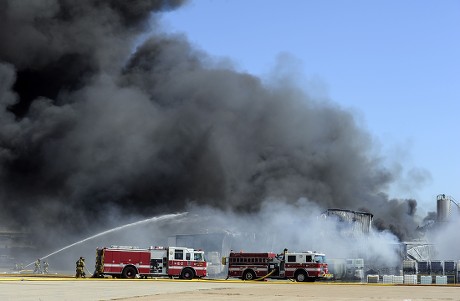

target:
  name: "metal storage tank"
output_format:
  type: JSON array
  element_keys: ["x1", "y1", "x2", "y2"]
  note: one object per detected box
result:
[
  {"x1": 324, "y1": 209, "x2": 373, "y2": 234},
  {"x1": 402, "y1": 260, "x2": 417, "y2": 275},
  {"x1": 437, "y1": 194, "x2": 452, "y2": 222}
]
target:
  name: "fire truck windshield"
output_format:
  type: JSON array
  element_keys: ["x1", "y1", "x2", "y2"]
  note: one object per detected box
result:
[{"x1": 314, "y1": 255, "x2": 326, "y2": 263}]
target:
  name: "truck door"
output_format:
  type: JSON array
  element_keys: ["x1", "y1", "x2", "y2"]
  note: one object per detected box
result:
[
  {"x1": 103, "y1": 250, "x2": 113, "y2": 273},
  {"x1": 111, "y1": 251, "x2": 121, "y2": 273}
]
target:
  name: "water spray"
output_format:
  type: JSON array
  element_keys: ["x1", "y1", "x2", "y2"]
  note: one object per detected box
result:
[{"x1": 24, "y1": 212, "x2": 188, "y2": 268}]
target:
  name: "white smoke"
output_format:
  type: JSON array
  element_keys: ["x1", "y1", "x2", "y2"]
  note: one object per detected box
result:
[
  {"x1": 427, "y1": 210, "x2": 460, "y2": 260},
  {"x1": 32, "y1": 200, "x2": 403, "y2": 273}
]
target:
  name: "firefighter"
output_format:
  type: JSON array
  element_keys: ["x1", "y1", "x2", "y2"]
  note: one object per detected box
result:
[
  {"x1": 280, "y1": 248, "x2": 288, "y2": 274},
  {"x1": 277, "y1": 248, "x2": 288, "y2": 259},
  {"x1": 43, "y1": 261, "x2": 49, "y2": 274},
  {"x1": 75, "y1": 257, "x2": 86, "y2": 278},
  {"x1": 33, "y1": 259, "x2": 41, "y2": 274}
]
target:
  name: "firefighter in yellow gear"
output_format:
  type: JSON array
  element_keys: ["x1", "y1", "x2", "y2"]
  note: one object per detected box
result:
[
  {"x1": 75, "y1": 257, "x2": 86, "y2": 278},
  {"x1": 33, "y1": 259, "x2": 41, "y2": 274},
  {"x1": 43, "y1": 261, "x2": 49, "y2": 274}
]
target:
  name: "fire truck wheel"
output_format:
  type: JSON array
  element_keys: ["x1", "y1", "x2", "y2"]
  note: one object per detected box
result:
[
  {"x1": 122, "y1": 266, "x2": 137, "y2": 279},
  {"x1": 180, "y1": 268, "x2": 194, "y2": 280},
  {"x1": 242, "y1": 270, "x2": 256, "y2": 281},
  {"x1": 295, "y1": 271, "x2": 308, "y2": 282}
]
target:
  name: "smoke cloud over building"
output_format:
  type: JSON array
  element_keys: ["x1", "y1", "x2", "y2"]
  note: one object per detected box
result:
[{"x1": 0, "y1": 0, "x2": 425, "y2": 251}]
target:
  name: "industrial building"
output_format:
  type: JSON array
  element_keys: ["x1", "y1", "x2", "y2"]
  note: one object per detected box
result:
[
  {"x1": 0, "y1": 228, "x2": 34, "y2": 269},
  {"x1": 325, "y1": 194, "x2": 460, "y2": 283}
]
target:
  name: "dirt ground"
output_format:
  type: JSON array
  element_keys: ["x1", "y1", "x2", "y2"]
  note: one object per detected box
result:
[{"x1": 1, "y1": 276, "x2": 460, "y2": 301}]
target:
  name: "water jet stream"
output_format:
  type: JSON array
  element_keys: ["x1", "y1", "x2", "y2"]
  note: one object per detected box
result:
[{"x1": 25, "y1": 212, "x2": 188, "y2": 268}]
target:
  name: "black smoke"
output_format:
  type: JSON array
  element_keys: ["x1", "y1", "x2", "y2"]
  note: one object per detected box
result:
[{"x1": 0, "y1": 0, "x2": 422, "y2": 247}]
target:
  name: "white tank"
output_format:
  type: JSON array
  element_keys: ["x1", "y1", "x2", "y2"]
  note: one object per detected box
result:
[{"x1": 437, "y1": 194, "x2": 451, "y2": 222}]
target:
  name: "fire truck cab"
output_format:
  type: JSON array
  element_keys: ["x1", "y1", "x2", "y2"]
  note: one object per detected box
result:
[
  {"x1": 226, "y1": 250, "x2": 328, "y2": 282},
  {"x1": 93, "y1": 245, "x2": 207, "y2": 279}
]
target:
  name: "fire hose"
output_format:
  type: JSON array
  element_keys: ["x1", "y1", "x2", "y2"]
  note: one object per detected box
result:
[
  {"x1": 82, "y1": 266, "x2": 93, "y2": 278},
  {"x1": 224, "y1": 268, "x2": 276, "y2": 281},
  {"x1": 253, "y1": 268, "x2": 276, "y2": 281},
  {"x1": 223, "y1": 263, "x2": 279, "y2": 281}
]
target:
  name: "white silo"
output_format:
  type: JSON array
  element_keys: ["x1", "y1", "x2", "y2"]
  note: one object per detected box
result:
[{"x1": 437, "y1": 194, "x2": 452, "y2": 222}]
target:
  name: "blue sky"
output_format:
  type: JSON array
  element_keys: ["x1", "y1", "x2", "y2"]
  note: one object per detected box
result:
[{"x1": 157, "y1": 0, "x2": 459, "y2": 212}]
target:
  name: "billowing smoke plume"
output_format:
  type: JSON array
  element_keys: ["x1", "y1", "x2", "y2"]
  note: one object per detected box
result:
[{"x1": 0, "y1": 0, "x2": 424, "y2": 252}]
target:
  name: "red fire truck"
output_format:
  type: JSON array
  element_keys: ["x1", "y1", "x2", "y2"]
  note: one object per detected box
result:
[
  {"x1": 93, "y1": 246, "x2": 207, "y2": 279},
  {"x1": 225, "y1": 250, "x2": 328, "y2": 282}
]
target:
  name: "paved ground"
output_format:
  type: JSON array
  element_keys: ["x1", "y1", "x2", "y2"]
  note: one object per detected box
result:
[{"x1": 1, "y1": 276, "x2": 459, "y2": 301}]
